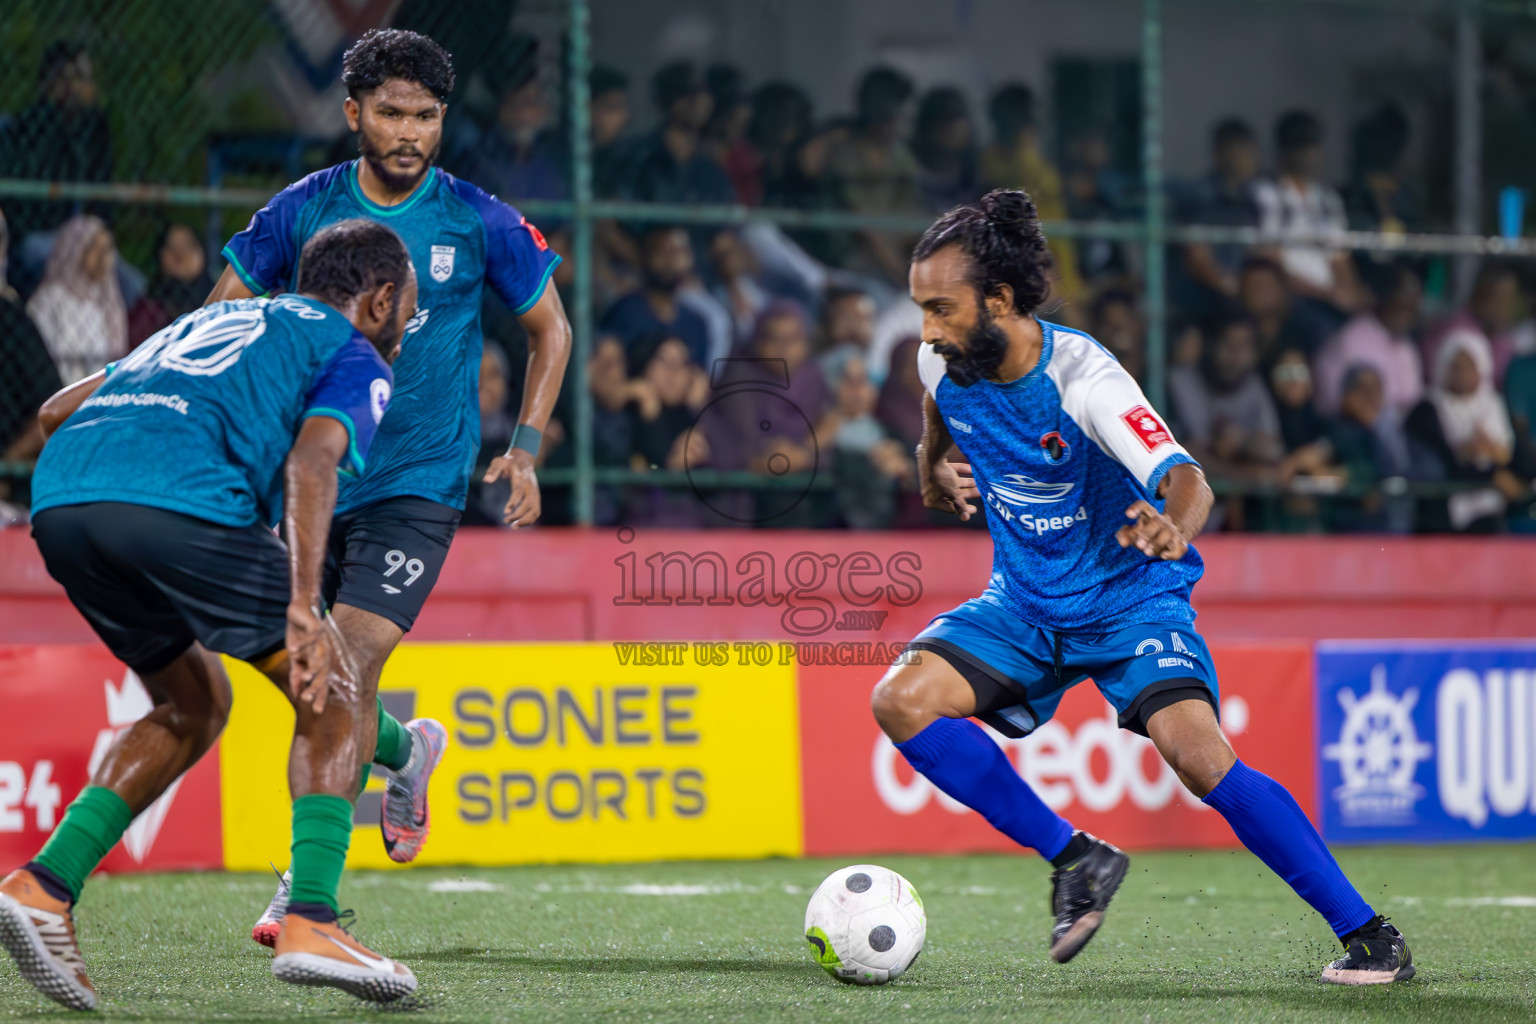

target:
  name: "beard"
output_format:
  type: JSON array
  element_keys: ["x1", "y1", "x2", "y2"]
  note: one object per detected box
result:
[
  {"x1": 358, "y1": 130, "x2": 439, "y2": 194},
  {"x1": 934, "y1": 306, "x2": 1010, "y2": 387}
]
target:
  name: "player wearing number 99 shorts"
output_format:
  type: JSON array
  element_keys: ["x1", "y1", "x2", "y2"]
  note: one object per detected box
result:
[{"x1": 204, "y1": 29, "x2": 572, "y2": 941}]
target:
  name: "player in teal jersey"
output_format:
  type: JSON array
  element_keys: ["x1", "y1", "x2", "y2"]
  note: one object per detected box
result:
[
  {"x1": 0, "y1": 220, "x2": 422, "y2": 1007},
  {"x1": 203, "y1": 30, "x2": 573, "y2": 940}
]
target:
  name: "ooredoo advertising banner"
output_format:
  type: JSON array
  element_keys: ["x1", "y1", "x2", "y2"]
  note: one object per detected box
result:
[
  {"x1": 1315, "y1": 642, "x2": 1536, "y2": 844},
  {"x1": 0, "y1": 645, "x2": 222, "y2": 872},
  {"x1": 798, "y1": 643, "x2": 1317, "y2": 855},
  {"x1": 218, "y1": 644, "x2": 805, "y2": 870}
]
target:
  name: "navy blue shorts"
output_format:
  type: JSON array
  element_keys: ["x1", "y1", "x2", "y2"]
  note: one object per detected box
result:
[
  {"x1": 32, "y1": 503, "x2": 289, "y2": 674},
  {"x1": 908, "y1": 596, "x2": 1219, "y2": 738},
  {"x1": 321, "y1": 496, "x2": 461, "y2": 633}
]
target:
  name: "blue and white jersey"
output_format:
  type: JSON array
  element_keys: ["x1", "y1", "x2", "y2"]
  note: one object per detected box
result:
[
  {"x1": 31, "y1": 297, "x2": 392, "y2": 528},
  {"x1": 222, "y1": 161, "x2": 561, "y2": 513},
  {"x1": 919, "y1": 320, "x2": 1203, "y2": 632}
]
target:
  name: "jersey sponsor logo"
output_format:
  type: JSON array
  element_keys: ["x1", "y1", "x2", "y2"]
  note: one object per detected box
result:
[
  {"x1": 404, "y1": 307, "x2": 430, "y2": 335},
  {"x1": 988, "y1": 473, "x2": 1074, "y2": 506},
  {"x1": 1040, "y1": 431, "x2": 1071, "y2": 464},
  {"x1": 1121, "y1": 405, "x2": 1172, "y2": 452},
  {"x1": 523, "y1": 218, "x2": 550, "y2": 251},
  {"x1": 985, "y1": 497, "x2": 1090, "y2": 536},
  {"x1": 370, "y1": 378, "x2": 392, "y2": 424},
  {"x1": 430, "y1": 244, "x2": 456, "y2": 283},
  {"x1": 947, "y1": 416, "x2": 972, "y2": 434}
]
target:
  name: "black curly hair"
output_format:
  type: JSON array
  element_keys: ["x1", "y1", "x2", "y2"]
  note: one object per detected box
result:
[
  {"x1": 341, "y1": 28, "x2": 456, "y2": 102},
  {"x1": 296, "y1": 218, "x2": 412, "y2": 310},
  {"x1": 912, "y1": 189, "x2": 1054, "y2": 318}
]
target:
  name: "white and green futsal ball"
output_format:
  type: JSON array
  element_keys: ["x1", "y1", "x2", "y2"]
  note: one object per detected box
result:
[{"x1": 804, "y1": 864, "x2": 926, "y2": 984}]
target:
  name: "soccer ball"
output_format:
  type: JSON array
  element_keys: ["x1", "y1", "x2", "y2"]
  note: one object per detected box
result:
[{"x1": 803, "y1": 864, "x2": 926, "y2": 985}]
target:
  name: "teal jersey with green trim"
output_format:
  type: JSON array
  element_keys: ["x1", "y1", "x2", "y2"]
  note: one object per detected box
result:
[
  {"x1": 31, "y1": 296, "x2": 392, "y2": 528},
  {"x1": 222, "y1": 160, "x2": 560, "y2": 512}
]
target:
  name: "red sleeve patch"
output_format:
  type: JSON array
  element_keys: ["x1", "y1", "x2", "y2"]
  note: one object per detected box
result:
[
  {"x1": 1120, "y1": 405, "x2": 1172, "y2": 452},
  {"x1": 522, "y1": 218, "x2": 550, "y2": 251}
]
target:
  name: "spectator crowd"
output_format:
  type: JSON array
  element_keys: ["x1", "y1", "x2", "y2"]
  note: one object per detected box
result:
[{"x1": 5, "y1": 42, "x2": 1536, "y2": 533}]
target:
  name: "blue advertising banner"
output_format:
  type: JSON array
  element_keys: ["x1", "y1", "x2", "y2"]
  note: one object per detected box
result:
[{"x1": 1315, "y1": 642, "x2": 1536, "y2": 844}]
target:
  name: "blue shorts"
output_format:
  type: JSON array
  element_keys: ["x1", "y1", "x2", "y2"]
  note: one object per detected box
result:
[{"x1": 907, "y1": 597, "x2": 1220, "y2": 738}]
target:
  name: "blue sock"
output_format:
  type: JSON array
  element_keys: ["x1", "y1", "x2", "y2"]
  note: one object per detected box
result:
[
  {"x1": 895, "y1": 717, "x2": 1074, "y2": 860},
  {"x1": 1203, "y1": 759, "x2": 1375, "y2": 938}
]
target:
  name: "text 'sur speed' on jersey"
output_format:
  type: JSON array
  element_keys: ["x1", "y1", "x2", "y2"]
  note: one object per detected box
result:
[
  {"x1": 30, "y1": 296, "x2": 392, "y2": 528},
  {"x1": 221, "y1": 160, "x2": 561, "y2": 513},
  {"x1": 918, "y1": 321, "x2": 1203, "y2": 633}
]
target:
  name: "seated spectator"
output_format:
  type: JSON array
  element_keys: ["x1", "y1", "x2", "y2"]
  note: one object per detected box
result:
[
  {"x1": 876, "y1": 336, "x2": 926, "y2": 452},
  {"x1": 1168, "y1": 315, "x2": 1285, "y2": 478},
  {"x1": 1237, "y1": 256, "x2": 1334, "y2": 368},
  {"x1": 1343, "y1": 102, "x2": 1425, "y2": 299},
  {"x1": 816, "y1": 286, "x2": 878, "y2": 387},
  {"x1": 626, "y1": 330, "x2": 709, "y2": 472},
  {"x1": 1091, "y1": 289, "x2": 1144, "y2": 385},
  {"x1": 1175, "y1": 118, "x2": 1261, "y2": 322},
  {"x1": 128, "y1": 223, "x2": 215, "y2": 347},
  {"x1": 597, "y1": 225, "x2": 711, "y2": 368},
  {"x1": 590, "y1": 65, "x2": 634, "y2": 201},
  {"x1": 703, "y1": 64, "x2": 757, "y2": 203},
  {"x1": 911, "y1": 87, "x2": 978, "y2": 213},
  {"x1": 1270, "y1": 348, "x2": 1329, "y2": 453},
  {"x1": 26, "y1": 214, "x2": 126, "y2": 384},
  {"x1": 460, "y1": 60, "x2": 568, "y2": 204},
  {"x1": 979, "y1": 83, "x2": 1084, "y2": 309},
  {"x1": 708, "y1": 229, "x2": 770, "y2": 344},
  {"x1": 828, "y1": 355, "x2": 913, "y2": 528},
  {"x1": 629, "y1": 61, "x2": 736, "y2": 208},
  {"x1": 464, "y1": 343, "x2": 517, "y2": 526},
  {"x1": 826, "y1": 67, "x2": 925, "y2": 282},
  {"x1": 1063, "y1": 126, "x2": 1128, "y2": 285},
  {"x1": 1423, "y1": 261, "x2": 1521, "y2": 388},
  {"x1": 1312, "y1": 264, "x2": 1425, "y2": 419},
  {"x1": 747, "y1": 81, "x2": 817, "y2": 208},
  {"x1": 1405, "y1": 330, "x2": 1529, "y2": 531},
  {"x1": 0, "y1": 208, "x2": 62, "y2": 469},
  {"x1": 1504, "y1": 344, "x2": 1536, "y2": 479},
  {"x1": 1325, "y1": 364, "x2": 1417, "y2": 532}
]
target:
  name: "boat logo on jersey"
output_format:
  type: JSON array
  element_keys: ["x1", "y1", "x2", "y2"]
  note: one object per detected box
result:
[
  {"x1": 429, "y1": 244, "x2": 456, "y2": 283},
  {"x1": 988, "y1": 473, "x2": 1074, "y2": 506},
  {"x1": 1121, "y1": 405, "x2": 1172, "y2": 452},
  {"x1": 1040, "y1": 431, "x2": 1071, "y2": 464}
]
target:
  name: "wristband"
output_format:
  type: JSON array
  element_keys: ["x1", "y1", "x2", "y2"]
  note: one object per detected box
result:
[{"x1": 509, "y1": 423, "x2": 543, "y2": 457}]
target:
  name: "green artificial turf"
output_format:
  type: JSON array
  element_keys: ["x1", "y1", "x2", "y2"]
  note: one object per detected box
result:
[{"x1": 1, "y1": 845, "x2": 1532, "y2": 1022}]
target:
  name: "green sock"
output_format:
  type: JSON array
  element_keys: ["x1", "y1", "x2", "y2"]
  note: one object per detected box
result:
[
  {"x1": 288, "y1": 794, "x2": 354, "y2": 914},
  {"x1": 355, "y1": 761, "x2": 373, "y2": 801},
  {"x1": 32, "y1": 786, "x2": 133, "y2": 901},
  {"x1": 373, "y1": 700, "x2": 411, "y2": 771}
]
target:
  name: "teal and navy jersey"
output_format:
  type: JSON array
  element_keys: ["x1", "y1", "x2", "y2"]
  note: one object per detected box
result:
[
  {"x1": 221, "y1": 160, "x2": 560, "y2": 513},
  {"x1": 31, "y1": 296, "x2": 392, "y2": 528},
  {"x1": 917, "y1": 320, "x2": 1203, "y2": 633}
]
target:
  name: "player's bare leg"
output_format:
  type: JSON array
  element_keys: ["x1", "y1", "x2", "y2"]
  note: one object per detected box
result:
[
  {"x1": 1, "y1": 645, "x2": 231, "y2": 1010},
  {"x1": 1146, "y1": 698, "x2": 1414, "y2": 984},
  {"x1": 256, "y1": 644, "x2": 416, "y2": 1001},
  {"x1": 872, "y1": 654, "x2": 1127, "y2": 963}
]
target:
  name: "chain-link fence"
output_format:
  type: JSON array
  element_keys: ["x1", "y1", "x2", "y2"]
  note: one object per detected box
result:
[{"x1": 5, "y1": 0, "x2": 1536, "y2": 532}]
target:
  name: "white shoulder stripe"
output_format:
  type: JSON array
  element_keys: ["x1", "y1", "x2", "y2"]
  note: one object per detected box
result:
[{"x1": 917, "y1": 342, "x2": 948, "y2": 399}]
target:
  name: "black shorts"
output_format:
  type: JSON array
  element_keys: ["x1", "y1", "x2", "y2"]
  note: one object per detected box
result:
[
  {"x1": 32, "y1": 503, "x2": 289, "y2": 675},
  {"x1": 319, "y1": 496, "x2": 461, "y2": 633}
]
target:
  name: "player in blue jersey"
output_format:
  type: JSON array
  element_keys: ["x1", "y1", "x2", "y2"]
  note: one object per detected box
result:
[
  {"x1": 202, "y1": 30, "x2": 573, "y2": 940},
  {"x1": 870, "y1": 190, "x2": 1413, "y2": 985},
  {"x1": 0, "y1": 220, "x2": 422, "y2": 1008}
]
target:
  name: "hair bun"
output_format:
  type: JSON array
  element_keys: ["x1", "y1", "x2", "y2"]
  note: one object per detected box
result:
[{"x1": 980, "y1": 189, "x2": 1035, "y2": 230}]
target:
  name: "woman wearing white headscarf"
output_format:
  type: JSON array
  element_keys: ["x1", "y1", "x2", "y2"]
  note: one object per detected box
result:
[
  {"x1": 1405, "y1": 327, "x2": 1530, "y2": 529},
  {"x1": 25, "y1": 215, "x2": 127, "y2": 384}
]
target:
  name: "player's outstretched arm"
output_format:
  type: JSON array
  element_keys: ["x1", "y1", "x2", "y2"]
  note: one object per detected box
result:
[
  {"x1": 1116, "y1": 463, "x2": 1213, "y2": 560},
  {"x1": 282, "y1": 417, "x2": 353, "y2": 712},
  {"x1": 204, "y1": 265, "x2": 256, "y2": 305},
  {"x1": 916, "y1": 392, "x2": 979, "y2": 521},
  {"x1": 37, "y1": 370, "x2": 107, "y2": 440},
  {"x1": 483, "y1": 281, "x2": 573, "y2": 528}
]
